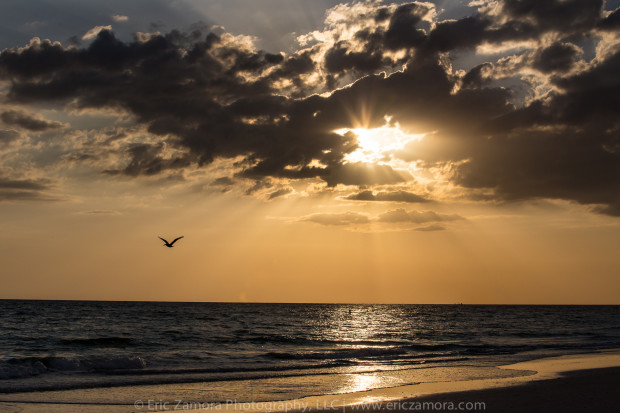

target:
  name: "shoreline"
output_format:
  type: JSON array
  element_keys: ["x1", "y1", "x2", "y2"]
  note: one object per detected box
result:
[
  {"x1": 1, "y1": 350, "x2": 619, "y2": 412},
  {"x1": 286, "y1": 350, "x2": 620, "y2": 412}
]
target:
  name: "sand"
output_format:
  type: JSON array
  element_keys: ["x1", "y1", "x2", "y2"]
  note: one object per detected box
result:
[
  {"x1": 367, "y1": 367, "x2": 620, "y2": 413},
  {"x1": 1, "y1": 351, "x2": 619, "y2": 412}
]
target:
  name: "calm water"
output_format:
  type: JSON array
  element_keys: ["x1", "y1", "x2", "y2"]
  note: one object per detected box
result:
[{"x1": 0, "y1": 301, "x2": 619, "y2": 400}]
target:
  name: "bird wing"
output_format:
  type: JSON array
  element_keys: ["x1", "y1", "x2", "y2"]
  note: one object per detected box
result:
[
  {"x1": 158, "y1": 236, "x2": 169, "y2": 243},
  {"x1": 170, "y1": 236, "x2": 184, "y2": 245}
]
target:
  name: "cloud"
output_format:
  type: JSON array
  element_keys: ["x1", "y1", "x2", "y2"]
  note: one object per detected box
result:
[
  {"x1": 532, "y1": 42, "x2": 581, "y2": 73},
  {"x1": 1, "y1": 110, "x2": 66, "y2": 131},
  {"x1": 211, "y1": 176, "x2": 235, "y2": 187},
  {"x1": 499, "y1": 0, "x2": 603, "y2": 33},
  {"x1": 415, "y1": 224, "x2": 446, "y2": 232},
  {"x1": 81, "y1": 210, "x2": 122, "y2": 215},
  {"x1": 0, "y1": 31, "x2": 346, "y2": 181},
  {"x1": 598, "y1": 8, "x2": 620, "y2": 30},
  {"x1": 0, "y1": 129, "x2": 21, "y2": 147},
  {"x1": 322, "y1": 163, "x2": 413, "y2": 187},
  {"x1": 344, "y1": 190, "x2": 428, "y2": 203},
  {"x1": 300, "y1": 207, "x2": 464, "y2": 230},
  {"x1": 377, "y1": 208, "x2": 464, "y2": 223},
  {"x1": 0, "y1": 190, "x2": 54, "y2": 201},
  {"x1": 112, "y1": 15, "x2": 128, "y2": 22},
  {"x1": 268, "y1": 187, "x2": 293, "y2": 200},
  {"x1": 0, "y1": 177, "x2": 48, "y2": 190},
  {"x1": 0, "y1": 1, "x2": 619, "y2": 214},
  {"x1": 0, "y1": 177, "x2": 57, "y2": 202},
  {"x1": 303, "y1": 211, "x2": 371, "y2": 226},
  {"x1": 102, "y1": 143, "x2": 191, "y2": 176},
  {"x1": 206, "y1": 176, "x2": 236, "y2": 193},
  {"x1": 82, "y1": 25, "x2": 112, "y2": 40}
]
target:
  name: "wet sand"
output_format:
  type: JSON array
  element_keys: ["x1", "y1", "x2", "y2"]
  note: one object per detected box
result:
[{"x1": 1, "y1": 351, "x2": 619, "y2": 412}]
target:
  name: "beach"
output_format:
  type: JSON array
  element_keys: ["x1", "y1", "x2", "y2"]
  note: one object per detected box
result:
[
  {"x1": 1, "y1": 351, "x2": 619, "y2": 412},
  {"x1": 381, "y1": 367, "x2": 620, "y2": 413},
  {"x1": 2, "y1": 302, "x2": 619, "y2": 412}
]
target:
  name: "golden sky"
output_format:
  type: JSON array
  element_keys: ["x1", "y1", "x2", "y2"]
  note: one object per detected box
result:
[{"x1": 1, "y1": 0, "x2": 620, "y2": 303}]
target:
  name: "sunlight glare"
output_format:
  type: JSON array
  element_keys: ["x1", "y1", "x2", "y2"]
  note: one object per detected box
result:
[{"x1": 336, "y1": 123, "x2": 425, "y2": 164}]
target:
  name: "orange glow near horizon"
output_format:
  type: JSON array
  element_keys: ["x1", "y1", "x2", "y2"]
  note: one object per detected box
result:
[{"x1": 1, "y1": 190, "x2": 620, "y2": 304}]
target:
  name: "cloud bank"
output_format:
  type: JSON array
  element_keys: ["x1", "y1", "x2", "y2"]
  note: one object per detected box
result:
[{"x1": 0, "y1": 0, "x2": 619, "y2": 214}]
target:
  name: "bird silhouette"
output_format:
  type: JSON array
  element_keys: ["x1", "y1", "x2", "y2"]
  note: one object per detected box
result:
[{"x1": 158, "y1": 236, "x2": 184, "y2": 248}]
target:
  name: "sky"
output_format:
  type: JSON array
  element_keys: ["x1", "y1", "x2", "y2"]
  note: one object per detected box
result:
[{"x1": 1, "y1": 0, "x2": 620, "y2": 304}]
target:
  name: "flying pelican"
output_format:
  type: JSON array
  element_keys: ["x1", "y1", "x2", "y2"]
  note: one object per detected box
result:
[{"x1": 158, "y1": 236, "x2": 184, "y2": 248}]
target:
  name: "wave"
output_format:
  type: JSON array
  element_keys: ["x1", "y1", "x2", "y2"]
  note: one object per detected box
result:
[
  {"x1": 59, "y1": 336, "x2": 135, "y2": 347},
  {"x1": 259, "y1": 339, "x2": 618, "y2": 363},
  {"x1": 0, "y1": 355, "x2": 480, "y2": 395},
  {"x1": 261, "y1": 342, "x2": 475, "y2": 361},
  {"x1": 3, "y1": 339, "x2": 614, "y2": 382},
  {"x1": 0, "y1": 355, "x2": 146, "y2": 380},
  {"x1": 0, "y1": 361, "x2": 387, "y2": 394},
  {"x1": 264, "y1": 346, "x2": 407, "y2": 361},
  {"x1": 206, "y1": 334, "x2": 412, "y2": 347}
]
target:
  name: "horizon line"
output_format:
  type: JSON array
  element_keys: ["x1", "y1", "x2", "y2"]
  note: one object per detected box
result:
[{"x1": 1, "y1": 298, "x2": 618, "y2": 306}]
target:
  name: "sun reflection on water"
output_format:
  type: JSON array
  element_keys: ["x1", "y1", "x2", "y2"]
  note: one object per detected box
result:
[
  {"x1": 314, "y1": 305, "x2": 413, "y2": 344},
  {"x1": 340, "y1": 372, "x2": 402, "y2": 393}
]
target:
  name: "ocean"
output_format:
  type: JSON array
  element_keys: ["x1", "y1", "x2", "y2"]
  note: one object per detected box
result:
[{"x1": 0, "y1": 301, "x2": 619, "y2": 403}]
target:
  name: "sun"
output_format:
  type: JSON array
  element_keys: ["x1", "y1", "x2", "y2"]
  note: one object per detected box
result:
[{"x1": 335, "y1": 122, "x2": 425, "y2": 164}]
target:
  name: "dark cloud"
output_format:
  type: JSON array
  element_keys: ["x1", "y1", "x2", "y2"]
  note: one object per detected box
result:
[
  {"x1": 245, "y1": 178, "x2": 273, "y2": 195},
  {"x1": 552, "y1": 50, "x2": 620, "y2": 123},
  {"x1": 0, "y1": 30, "x2": 367, "y2": 185},
  {"x1": 421, "y1": 0, "x2": 604, "y2": 56},
  {"x1": 211, "y1": 176, "x2": 235, "y2": 187},
  {"x1": 267, "y1": 187, "x2": 293, "y2": 199},
  {"x1": 0, "y1": 190, "x2": 53, "y2": 201},
  {"x1": 1, "y1": 109, "x2": 66, "y2": 131},
  {"x1": 0, "y1": 0, "x2": 619, "y2": 215},
  {"x1": 208, "y1": 176, "x2": 235, "y2": 193},
  {"x1": 344, "y1": 190, "x2": 428, "y2": 203},
  {"x1": 598, "y1": 8, "x2": 620, "y2": 30},
  {"x1": 324, "y1": 41, "x2": 384, "y2": 74},
  {"x1": 501, "y1": 0, "x2": 603, "y2": 33},
  {"x1": 0, "y1": 129, "x2": 20, "y2": 146},
  {"x1": 321, "y1": 2, "x2": 431, "y2": 76},
  {"x1": 452, "y1": 127, "x2": 620, "y2": 215},
  {"x1": 0, "y1": 177, "x2": 49, "y2": 190},
  {"x1": 268, "y1": 51, "x2": 315, "y2": 79},
  {"x1": 461, "y1": 63, "x2": 494, "y2": 89},
  {"x1": 383, "y1": 3, "x2": 430, "y2": 50},
  {"x1": 323, "y1": 163, "x2": 412, "y2": 187},
  {"x1": 532, "y1": 43, "x2": 580, "y2": 73},
  {"x1": 0, "y1": 177, "x2": 56, "y2": 201},
  {"x1": 103, "y1": 143, "x2": 191, "y2": 176},
  {"x1": 426, "y1": 16, "x2": 491, "y2": 53}
]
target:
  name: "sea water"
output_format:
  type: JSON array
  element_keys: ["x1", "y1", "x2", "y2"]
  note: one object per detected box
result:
[{"x1": 0, "y1": 301, "x2": 618, "y2": 402}]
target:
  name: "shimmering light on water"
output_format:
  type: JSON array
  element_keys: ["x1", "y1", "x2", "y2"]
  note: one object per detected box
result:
[{"x1": 0, "y1": 301, "x2": 618, "y2": 400}]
